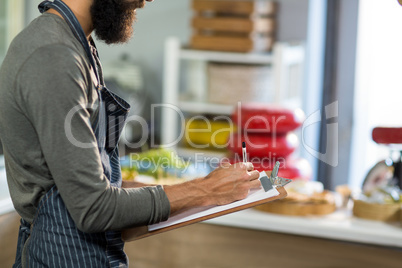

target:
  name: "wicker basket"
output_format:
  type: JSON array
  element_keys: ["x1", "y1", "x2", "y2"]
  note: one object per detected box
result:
[
  {"x1": 207, "y1": 63, "x2": 273, "y2": 105},
  {"x1": 352, "y1": 199, "x2": 401, "y2": 222}
]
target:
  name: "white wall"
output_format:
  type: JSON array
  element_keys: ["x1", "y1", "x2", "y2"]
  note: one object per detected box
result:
[
  {"x1": 350, "y1": 0, "x2": 402, "y2": 189},
  {"x1": 276, "y1": 0, "x2": 309, "y2": 41}
]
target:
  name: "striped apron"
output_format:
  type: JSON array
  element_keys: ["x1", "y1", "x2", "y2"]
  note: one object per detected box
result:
[{"x1": 13, "y1": 0, "x2": 131, "y2": 267}]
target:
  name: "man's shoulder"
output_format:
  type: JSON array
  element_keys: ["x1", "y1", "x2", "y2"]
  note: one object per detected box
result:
[
  {"x1": 29, "y1": 43, "x2": 87, "y2": 69},
  {"x1": 23, "y1": 13, "x2": 81, "y2": 46},
  {"x1": 18, "y1": 43, "x2": 91, "y2": 90},
  {"x1": 11, "y1": 13, "x2": 89, "y2": 69},
  {"x1": 1, "y1": 14, "x2": 95, "y2": 107}
]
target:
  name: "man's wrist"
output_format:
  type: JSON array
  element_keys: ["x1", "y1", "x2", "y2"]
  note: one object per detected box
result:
[{"x1": 163, "y1": 178, "x2": 211, "y2": 216}]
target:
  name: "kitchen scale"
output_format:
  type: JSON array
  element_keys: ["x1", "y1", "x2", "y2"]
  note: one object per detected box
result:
[{"x1": 362, "y1": 127, "x2": 402, "y2": 194}]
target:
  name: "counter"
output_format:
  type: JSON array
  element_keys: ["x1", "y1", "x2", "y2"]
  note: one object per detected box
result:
[
  {"x1": 1, "y1": 151, "x2": 401, "y2": 249},
  {"x1": 0, "y1": 159, "x2": 14, "y2": 215},
  {"x1": 206, "y1": 207, "x2": 402, "y2": 248},
  {"x1": 0, "y1": 197, "x2": 13, "y2": 215},
  {"x1": 2, "y1": 210, "x2": 401, "y2": 268}
]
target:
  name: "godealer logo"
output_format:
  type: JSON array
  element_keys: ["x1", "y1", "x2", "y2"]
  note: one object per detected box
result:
[{"x1": 301, "y1": 101, "x2": 339, "y2": 167}]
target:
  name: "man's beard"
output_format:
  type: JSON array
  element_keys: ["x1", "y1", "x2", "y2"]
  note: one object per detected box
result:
[{"x1": 90, "y1": 0, "x2": 145, "y2": 44}]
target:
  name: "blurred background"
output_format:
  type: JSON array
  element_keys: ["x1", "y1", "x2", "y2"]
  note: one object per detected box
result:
[{"x1": 1, "y1": 0, "x2": 402, "y2": 267}]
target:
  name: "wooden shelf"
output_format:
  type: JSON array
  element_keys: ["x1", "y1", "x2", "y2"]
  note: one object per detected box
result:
[
  {"x1": 179, "y1": 101, "x2": 234, "y2": 115},
  {"x1": 179, "y1": 48, "x2": 273, "y2": 64},
  {"x1": 177, "y1": 147, "x2": 229, "y2": 160}
]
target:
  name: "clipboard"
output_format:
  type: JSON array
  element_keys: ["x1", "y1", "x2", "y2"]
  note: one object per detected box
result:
[{"x1": 121, "y1": 186, "x2": 287, "y2": 242}]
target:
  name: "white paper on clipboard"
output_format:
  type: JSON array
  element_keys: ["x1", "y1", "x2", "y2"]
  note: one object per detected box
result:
[{"x1": 148, "y1": 172, "x2": 280, "y2": 232}]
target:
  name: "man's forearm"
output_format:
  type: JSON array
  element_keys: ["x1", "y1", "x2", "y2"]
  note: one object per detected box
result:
[
  {"x1": 163, "y1": 163, "x2": 261, "y2": 216},
  {"x1": 122, "y1": 178, "x2": 209, "y2": 215},
  {"x1": 121, "y1": 180, "x2": 155, "y2": 188},
  {"x1": 121, "y1": 163, "x2": 261, "y2": 219},
  {"x1": 163, "y1": 178, "x2": 210, "y2": 216}
]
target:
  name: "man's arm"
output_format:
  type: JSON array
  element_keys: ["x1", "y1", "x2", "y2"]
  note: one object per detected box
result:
[
  {"x1": 18, "y1": 45, "x2": 170, "y2": 233},
  {"x1": 122, "y1": 180, "x2": 155, "y2": 188},
  {"x1": 164, "y1": 163, "x2": 260, "y2": 216},
  {"x1": 122, "y1": 163, "x2": 261, "y2": 216}
]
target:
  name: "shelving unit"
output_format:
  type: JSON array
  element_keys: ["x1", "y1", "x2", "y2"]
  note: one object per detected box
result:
[
  {"x1": 179, "y1": 48, "x2": 274, "y2": 64},
  {"x1": 161, "y1": 37, "x2": 305, "y2": 158},
  {"x1": 178, "y1": 101, "x2": 233, "y2": 115}
]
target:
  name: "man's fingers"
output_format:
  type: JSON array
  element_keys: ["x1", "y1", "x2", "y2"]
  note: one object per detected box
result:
[
  {"x1": 235, "y1": 162, "x2": 254, "y2": 171},
  {"x1": 245, "y1": 162, "x2": 254, "y2": 171},
  {"x1": 248, "y1": 170, "x2": 260, "y2": 180},
  {"x1": 219, "y1": 161, "x2": 232, "y2": 168},
  {"x1": 250, "y1": 178, "x2": 262, "y2": 189}
]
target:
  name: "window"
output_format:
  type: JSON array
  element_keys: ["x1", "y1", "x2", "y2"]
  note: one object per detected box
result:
[
  {"x1": 0, "y1": 0, "x2": 24, "y2": 213},
  {"x1": 349, "y1": 0, "x2": 402, "y2": 189}
]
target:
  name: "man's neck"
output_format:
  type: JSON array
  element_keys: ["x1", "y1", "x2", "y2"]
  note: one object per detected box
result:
[{"x1": 46, "y1": 0, "x2": 93, "y2": 39}]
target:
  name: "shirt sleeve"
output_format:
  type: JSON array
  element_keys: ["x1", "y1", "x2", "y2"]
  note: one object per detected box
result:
[{"x1": 16, "y1": 44, "x2": 170, "y2": 233}]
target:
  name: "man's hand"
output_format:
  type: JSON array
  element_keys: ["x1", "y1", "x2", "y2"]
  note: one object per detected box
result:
[
  {"x1": 201, "y1": 162, "x2": 261, "y2": 205},
  {"x1": 164, "y1": 162, "x2": 261, "y2": 216}
]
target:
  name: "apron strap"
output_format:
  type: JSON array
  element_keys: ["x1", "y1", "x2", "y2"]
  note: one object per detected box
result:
[
  {"x1": 38, "y1": 0, "x2": 100, "y2": 83},
  {"x1": 13, "y1": 219, "x2": 31, "y2": 268}
]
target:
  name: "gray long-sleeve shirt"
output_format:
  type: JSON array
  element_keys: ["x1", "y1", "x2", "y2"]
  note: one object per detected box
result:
[{"x1": 0, "y1": 13, "x2": 170, "y2": 233}]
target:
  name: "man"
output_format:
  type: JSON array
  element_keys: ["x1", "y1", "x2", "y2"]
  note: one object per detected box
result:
[{"x1": 0, "y1": 0, "x2": 261, "y2": 267}]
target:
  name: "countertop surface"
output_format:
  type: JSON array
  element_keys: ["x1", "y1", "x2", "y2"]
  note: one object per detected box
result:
[
  {"x1": 0, "y1": 162, "x2": 14, "y2": 215},
  {"x1": 206, "y1": 206, "x2": 402, "y2": 248},
  {"x1": 2, "y1": 152, "x2": 402, "y2": 249},
  {"x1": 2, "y1": 190, "x2": 402, "y2": 248}
]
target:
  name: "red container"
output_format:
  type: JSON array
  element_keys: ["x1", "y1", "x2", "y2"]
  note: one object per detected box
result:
[
  {"x1": 229, "y1": 157, "x2": 312, "y2": 181},
  {"x1": 372, "y1": 127, "x2": 402, "y2": 145},
  {"x1": 227, "y1": 132, "x2": 299, "y2": 158},
  {"x1": 231, "y1": 103, "x2": 305, "y2": 134}
]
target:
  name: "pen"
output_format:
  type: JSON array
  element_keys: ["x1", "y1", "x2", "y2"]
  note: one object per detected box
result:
[{"x1": 242, "y1": 141, "x2": 247, "y2": 163}]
